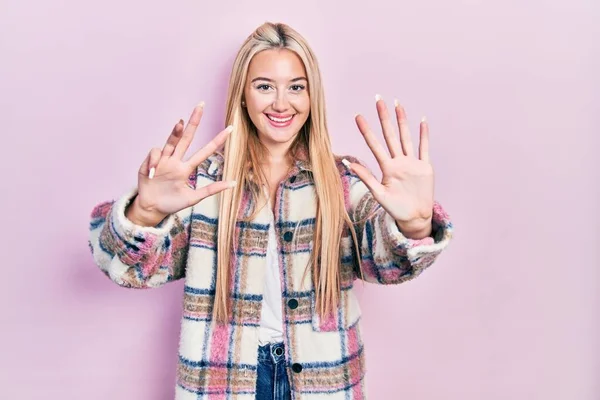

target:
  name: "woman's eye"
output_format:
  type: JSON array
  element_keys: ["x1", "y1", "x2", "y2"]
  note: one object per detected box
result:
[
  {"x1": 257, "y1": 84, "x2": 272, "y2": 91},
  {"x1": 290, "y1": 84, "x2": 306, "y2": 92}
]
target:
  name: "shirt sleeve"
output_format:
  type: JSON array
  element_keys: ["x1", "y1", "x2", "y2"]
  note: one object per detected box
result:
[{"x1": 87, "y1": 171, "x2": 198, "y2": 289}]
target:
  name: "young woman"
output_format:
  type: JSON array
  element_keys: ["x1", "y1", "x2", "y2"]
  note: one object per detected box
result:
[{"x1": 89, "y1": 22, "x2": 453, "y2": 400}]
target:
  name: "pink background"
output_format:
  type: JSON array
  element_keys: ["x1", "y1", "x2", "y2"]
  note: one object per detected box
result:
[{"x1": 1, "y1": 0, "x2": 598, "y2": 398}]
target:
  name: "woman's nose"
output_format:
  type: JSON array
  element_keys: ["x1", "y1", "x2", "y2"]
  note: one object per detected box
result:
[{"x1": 272, "y1": 92, "x2": 290, "y2": 112}]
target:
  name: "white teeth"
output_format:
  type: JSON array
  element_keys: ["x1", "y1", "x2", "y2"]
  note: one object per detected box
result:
[{"x1": 267, "y1": 114, "x2": 293, "y2": 123}]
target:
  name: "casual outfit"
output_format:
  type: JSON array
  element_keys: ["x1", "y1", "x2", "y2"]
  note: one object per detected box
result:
[{"x1": 88, "y1": 152, "x2": 453, "y2": 399}]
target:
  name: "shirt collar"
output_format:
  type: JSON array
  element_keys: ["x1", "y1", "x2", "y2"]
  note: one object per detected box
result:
[{"x1": 291, "y1": 143, "x2": 312, "y2": 173}]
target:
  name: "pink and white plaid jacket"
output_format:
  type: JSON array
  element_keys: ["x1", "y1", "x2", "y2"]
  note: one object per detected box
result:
[{"x1": 88, "y1": 153, "x2": 453, "y2": 399}]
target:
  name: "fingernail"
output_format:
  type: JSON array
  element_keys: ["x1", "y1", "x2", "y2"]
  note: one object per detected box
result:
[
  {"x1": 394, "y1": 99, "x2": 399, "y2": 108},
  {"x1": 179, "y1": 119, "x2": 184, "y2": 125},
  {"x1": 375, "y1": 94, "x2": 382, "y2": 102},
  {"x1": 341, "y1": 158, "x2": 351, "y2": 169},
  {"x1": 225, "y1": 125, "x2": 234, "y2": 133},
  {"x1": 354, "y1": 113, "x2": 360, "y2": 119},
  {"x1": 149, "y1": 167, "x2": 155, "y2": 179},
  {"x1": 421, "y1": 116, "x2": 427, "y2": 123},
  {"x1": 198, "y1": 101, "x2": 205, "y2": 108},
  {"x1": 228, "y1": 180, "x2": 237, "y2": 188}
]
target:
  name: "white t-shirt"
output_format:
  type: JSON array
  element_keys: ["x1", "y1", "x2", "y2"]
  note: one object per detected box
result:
[{"x1": 258, "y1": 213, "x2": 285, "y2": 344}]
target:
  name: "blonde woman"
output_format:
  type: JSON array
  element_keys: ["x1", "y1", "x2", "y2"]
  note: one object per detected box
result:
[{"x1": 89, "y1": 22, "x2": 453, "y2": 400}]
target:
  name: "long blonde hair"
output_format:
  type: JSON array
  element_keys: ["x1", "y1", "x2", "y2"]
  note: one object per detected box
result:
[{"x1": 215, "y1": 22, "x2": 361, "y2": 323}]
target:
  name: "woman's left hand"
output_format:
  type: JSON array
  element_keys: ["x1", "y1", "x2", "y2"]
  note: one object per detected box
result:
[{"x1": 345, "y1": 96, "x2": 434, "y2": 239}]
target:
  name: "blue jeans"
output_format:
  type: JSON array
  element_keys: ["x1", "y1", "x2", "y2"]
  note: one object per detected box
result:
[{"x1": 255, "y1": 342, "x2": 292, "y2": 400}]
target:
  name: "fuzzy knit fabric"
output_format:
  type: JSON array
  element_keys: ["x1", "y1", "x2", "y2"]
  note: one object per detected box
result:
[{"x1": 88, "y1": 153, "x2": 454, "y2": 399}]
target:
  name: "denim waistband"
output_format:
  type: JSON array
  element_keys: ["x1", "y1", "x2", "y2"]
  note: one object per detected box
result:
[{"x1": 257, "y1": 341, "x2": 286, "y2": 365}]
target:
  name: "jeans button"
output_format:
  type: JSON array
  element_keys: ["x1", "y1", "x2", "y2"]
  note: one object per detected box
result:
[{"x1": 274, "y1": 347, "x2": 283, "y2": 356}]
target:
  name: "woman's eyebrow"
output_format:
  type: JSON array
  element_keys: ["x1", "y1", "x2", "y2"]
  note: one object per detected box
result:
[{"x1": 250, "y1": 77, "x2": 308, "y2": 83}]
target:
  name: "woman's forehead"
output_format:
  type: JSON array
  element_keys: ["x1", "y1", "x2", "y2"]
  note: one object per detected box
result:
[{"x1": 248, "y1": 49, "x2": 307, "y2": 81}]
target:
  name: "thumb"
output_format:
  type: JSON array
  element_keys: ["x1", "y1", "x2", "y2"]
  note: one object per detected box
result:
[
  {"x1": 140, "y1": 148, "x2": 162, "y2": 179},
  {"x1": 188, "y1": 180, "x2": 237, "y2": 205},
  {"x1": 342, "y1": 159, "x2": 382, "y2": 196}
]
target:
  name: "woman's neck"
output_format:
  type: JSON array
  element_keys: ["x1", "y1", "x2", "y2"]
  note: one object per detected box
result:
[
  {"x1": 260, "y1": 139, "x2": 294, "y2": 171},
  {"x1": 260, "y1": 142, "x2": 294, "y2": 211}
]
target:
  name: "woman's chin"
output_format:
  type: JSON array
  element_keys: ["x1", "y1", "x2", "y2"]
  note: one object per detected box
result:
[{"x1": 259, "y1": 127, "x2": 301, "y2": 145}]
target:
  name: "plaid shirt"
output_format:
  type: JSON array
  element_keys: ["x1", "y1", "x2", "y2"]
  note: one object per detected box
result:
[{"x1": 88, "y1": 153, "x2": 453, "y2": 399}]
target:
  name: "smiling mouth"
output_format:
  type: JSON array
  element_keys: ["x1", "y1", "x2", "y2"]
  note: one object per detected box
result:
[{"x1": 265, "y1": 114, "x2": 295, "y2": 123}]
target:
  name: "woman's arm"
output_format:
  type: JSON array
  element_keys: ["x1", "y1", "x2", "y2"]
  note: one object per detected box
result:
[
  {"x1": 339, "y1": 98, "x2": 454, "y2": 284},
  {"x1": 341, "y1": 157, "x2": 453, "y2": 284},
  {"x1": 88, "y1": 172, "x2": 198, "y2": 289},
  {"x1": 88, "y1": 105, "x2": 234, "y2": 289}
]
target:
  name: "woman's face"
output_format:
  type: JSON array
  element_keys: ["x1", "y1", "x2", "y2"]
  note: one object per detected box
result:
[{"x1": 244, "y1": 48, "x2": 310, "y2": 148}]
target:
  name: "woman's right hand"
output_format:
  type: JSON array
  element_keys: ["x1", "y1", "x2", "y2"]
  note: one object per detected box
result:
[{"x1": 126, "y1": 103, "x2": 235, "y2": 227}]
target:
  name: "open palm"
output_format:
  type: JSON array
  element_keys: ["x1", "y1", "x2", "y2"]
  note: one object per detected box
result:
[
  {"x1": 134, "y1": 104, "x2": 235, "y2": 220},
  {"x1": 346, "y1": 96, "x2": 434, "y2": 228}
]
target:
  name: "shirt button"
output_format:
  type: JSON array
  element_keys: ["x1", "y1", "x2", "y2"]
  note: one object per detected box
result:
[
  {"x1": 292, "y1": 363, "x2": 303, "y2": 373},
  {"x1": 290, "y1": 176, "x2": 296, "y2": 184},
  {"x1": 287, "y1": 299, "x2": 299, "y2": 309},
  {"x1": 283, "y1": 231, "x2": 293, "y2": 242}
]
